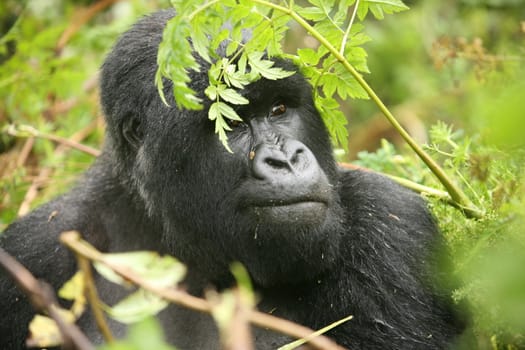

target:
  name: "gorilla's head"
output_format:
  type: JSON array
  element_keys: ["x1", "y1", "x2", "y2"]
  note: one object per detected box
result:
[{"x1": 100, "y1": 9, "x2": 344, "y2": 287}]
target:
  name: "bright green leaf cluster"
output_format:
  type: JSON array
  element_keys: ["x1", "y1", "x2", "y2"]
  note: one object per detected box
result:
[{"x1": 156, "y1": 0, "x2": 409, "y2": 150}]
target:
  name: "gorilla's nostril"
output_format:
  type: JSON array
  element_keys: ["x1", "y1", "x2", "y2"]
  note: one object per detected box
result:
[{"x1": 265, "y1": 157, "x2": 288, "y2": 169}]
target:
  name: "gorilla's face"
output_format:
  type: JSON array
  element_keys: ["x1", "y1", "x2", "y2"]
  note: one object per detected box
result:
[{"x1": 142, "y1": 69, "x2": 343, "y2": 286}]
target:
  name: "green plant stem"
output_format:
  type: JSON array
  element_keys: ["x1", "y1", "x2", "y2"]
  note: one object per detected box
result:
[
  {"x1": 251, "y1": 0, "x2": 483, "y2": 219},
  {"x1": 339, "y1": 162, "x2": 455, "y2": 204},
  {"x1": 340, "y1": 0, "x2": 359, "y2": 55}
]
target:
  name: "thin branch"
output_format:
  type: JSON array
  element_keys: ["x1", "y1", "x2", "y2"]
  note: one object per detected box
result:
[
  {"x1": 60, "y1": 231, "x2": 347, "y2": 350},
  {"x1": 11, "y1": 121, "x2": 99, "y2": 216},
  {"x1": 0, "y1": 247, "x2": 94, "y2": 350},
  {"x1": 77, "y1": 255, "x2": 115, "y2": 343},
  {"x1": 6, "y1": 124, "x2": 101, "y2": 157}
]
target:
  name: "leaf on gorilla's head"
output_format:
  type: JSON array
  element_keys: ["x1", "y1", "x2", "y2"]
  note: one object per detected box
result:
[
  {"x1": 156, "y1": 15, "x2": 202, "y2": 110},
  {"x1": 247, "y1": 52, "x2": 295, "y2": 80},
  {"x1": 157, "y1": 0, "x2": 410, "y2": 151}
]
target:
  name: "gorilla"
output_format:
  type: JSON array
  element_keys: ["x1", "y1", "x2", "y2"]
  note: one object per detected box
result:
[{"x1": 0, "y1": 9, "x2": 463, "y2": 350}]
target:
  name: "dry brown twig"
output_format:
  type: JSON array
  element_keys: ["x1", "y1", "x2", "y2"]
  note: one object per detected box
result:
[
  {"x1": 0, "y1": 247, "x2": 94, "y2": 350},
  {"x1": 11, "y1": 122, "x2": 100, "y2": 217}
]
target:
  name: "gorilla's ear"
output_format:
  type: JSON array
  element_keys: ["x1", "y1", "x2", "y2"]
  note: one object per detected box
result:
[{"x1": 122, "y1": 115, "x2": 144, "y2": 150}]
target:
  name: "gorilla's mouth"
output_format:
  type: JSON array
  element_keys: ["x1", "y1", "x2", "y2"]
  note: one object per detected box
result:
[
  {"x1": 252, "y1": 197, "x2": 328, "y2": 207},
  {"x1": 247, "y1": 199, "x2": 329, "y2": 225}
]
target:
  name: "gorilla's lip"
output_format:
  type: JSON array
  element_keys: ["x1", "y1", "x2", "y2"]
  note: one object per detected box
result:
[
  {"x1": 249, "y1": 198, "x2": 328, "y2": 208},
  {"x1": 245, "y1": 200, "x2": 329, "y2": 225}
]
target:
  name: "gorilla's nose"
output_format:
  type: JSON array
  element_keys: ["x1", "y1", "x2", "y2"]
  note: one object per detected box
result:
[{"x1": 251, "y1": 140, "x2": 316, "y2": 181}]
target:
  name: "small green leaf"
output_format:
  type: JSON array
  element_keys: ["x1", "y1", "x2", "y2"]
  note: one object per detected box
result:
[
  {"x1": 296, "y1": 6, "x2": 326, "y2": 21},
  {"x1": 105, "y1": 290, "x2": 168, "y2": 324},
  {"x1": 357, "y1": 2, "x2": 369, "y2": 20},
  {"x1": 247, "y1": 52, "x2": 295, "y2": 80},
  {"x1": 217, "y1": 101, "x2": 243, "y2": 121},
  {"x1": 238, "y1": 53, "x2": 248, "y2": 75},
  {"x1": 224, "y1": 70, "x2": 253, "y2": 89},
  {"x1": 190, "y1": 20, "x2": 211, "y2": 63},
  {"x1": 369, "y1": 4, "x2": 385, "y2": 19},
  {"x1": 226, "y1": 41, "x2": 239, "y2": 56},
  {"x1": 297, "y1": 48, "x2": 320, "y2": 66},
  {"x1": 315, "y1": 96, "x2": 349, "y2": 150},
  {"x1": 209, "y1": 102, "x2": 220, "y2": 121},
  {"x1": 208, "y1": 62, "x2": 222, "y2": 84},
  {"x1": 205, "y1": 85, "x2": 218, "y2": 100},
  {"x1": 218, "y1": 88, "x2": 249, "y2": 105}
]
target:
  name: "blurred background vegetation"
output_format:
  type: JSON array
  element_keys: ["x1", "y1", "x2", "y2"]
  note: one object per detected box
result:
[{"x1": 1, "y1": 0, "x2": 524, "y2": 348}]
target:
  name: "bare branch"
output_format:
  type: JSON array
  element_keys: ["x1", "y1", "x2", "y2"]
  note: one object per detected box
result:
[{"x1": 0, "y1": 247, "x2": 94, "y2": 350}]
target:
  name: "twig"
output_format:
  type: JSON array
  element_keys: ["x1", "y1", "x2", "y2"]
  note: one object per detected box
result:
[
  {"x1": 16, "y1": 137, "x2": 35, "y2": 167},
  {"x1": 17, "y1": 166, "x2": 53, "y2": 217},
  {"x1": 6, "y1": 124, "x2": 101, "y2": 157},
  {"x1": 0, "y1": 247, "x2": 95, "y2": 350},
  {"x1": 77, "y1": 255, "x2": 115, "y2": 343},
  {"x1": 15, "y1": 122, "x2": 99, "y2": 216},
  {"x1": 60, "y1": 231, "x2": 347, "y2": 350}
]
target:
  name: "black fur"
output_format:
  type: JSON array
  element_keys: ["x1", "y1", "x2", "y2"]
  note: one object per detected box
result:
[{"x1": 0, "y1": 9, "x2": 462, "y2": 349}]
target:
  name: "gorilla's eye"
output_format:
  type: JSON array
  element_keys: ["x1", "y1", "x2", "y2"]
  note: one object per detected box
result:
[
  {"x1": 226, "y1": 118, "x2": 244, "y2": 129},
  {"x1": 270, "y1": 103, "x2": 287, "y2": 117}
]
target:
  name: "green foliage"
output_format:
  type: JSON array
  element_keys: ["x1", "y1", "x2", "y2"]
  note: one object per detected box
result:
[
  {"x1": 156, "y1": 0, "x2": 409, "y2": 150},
  {"x1": 356, "y1": 84, "x2": 525, "y2": 348},
  {"x1": 0, "y1": 0, "x2": 166, "y2": 230}
]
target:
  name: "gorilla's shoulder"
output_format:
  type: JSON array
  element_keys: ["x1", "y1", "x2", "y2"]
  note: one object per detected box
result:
[{"x1": 338, "y1": 168, "x2": 437, "y2": 234}]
